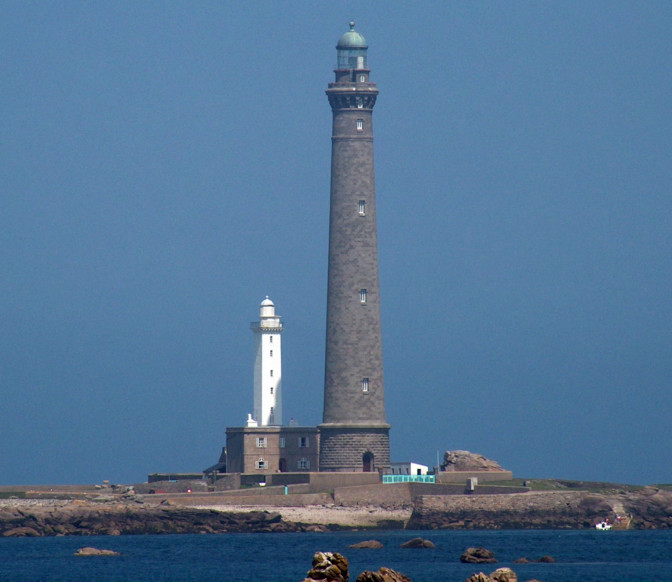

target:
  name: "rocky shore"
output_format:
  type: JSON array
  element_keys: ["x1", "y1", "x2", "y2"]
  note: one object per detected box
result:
[
  {"x1": 407, "y1": 487, "x2": 672, "y2": 530},
  {"x1": 2, "y1": 485, "x2": 671, "y2": 537},
  {"x1": 0, "y1": 499, "x2": 306, "y2": 537}
]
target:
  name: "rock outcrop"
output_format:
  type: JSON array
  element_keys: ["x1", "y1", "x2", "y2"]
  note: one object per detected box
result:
[
  {"x1": 356, "y1": 567, "x2": 412, "y2": 582},
  {"x1": 460, "y1": 547, "x2": 496, "y2": 563},
  {"x1": 441, "y1": 450, "x2": 505, "y2": 472},
  {"x1": 514, "y1": 555, "x2": 554, "y2": 563},
  {"x1": 489, "y1": 567, "x2": 517, "y2": 582},
  {"x1": 302, "y1": 552, "x2": 349, "y2": 582},
  {"x1": 302, "y1": 552, "x2": 410, "y2": 582},
  {"x1": 349, "y1": 540, "x2": 383, "y2": 549},
  {"x1": 623, "y1": 486, "x2": 672, "y2": 529},
  {"x1": 0, "y1": 501, "x2": 304, "y2": 537},
  {"x1": 466, "y1": 569, "x2": 517, "y2": 582},
  {"x1": 399, "y1": 537, "x2": 435, "y2": 549},
  {"x1": 408, "y1": 490, "x2": 626, "y2": 530},
  {"x1": 74, "y1": 547, "x2": 120, "y2": 556}
]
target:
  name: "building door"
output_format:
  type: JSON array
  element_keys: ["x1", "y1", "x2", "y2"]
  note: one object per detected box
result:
[
  {"x1": 362, "y1": 452, "x2": 374, "y2": 472},
  {"x1": 279, "y1": 458, "x2": 287, "y2": 472}
]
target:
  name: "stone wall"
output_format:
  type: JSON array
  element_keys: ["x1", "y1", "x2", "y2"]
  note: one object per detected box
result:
[
  {"x1": 436, "y1": 470, "x2": 514, "y2": 484},
  {"x1": 135, "y1": 480, "x2": 208, "y2": 494},
  {"x1": 305, "y1": 471, "x2": 381, "y2": 492},
  {"x1": 213, "y1": 474, "x2": 241, "y2": 491},
  {"x1": 171, "y1": 491, "x2": 333, "y2": 507}
]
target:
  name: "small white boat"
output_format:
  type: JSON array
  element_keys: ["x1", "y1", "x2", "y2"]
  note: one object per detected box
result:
[{"x1": 595, "y1": 519, "x2": 612, "y2": 530}]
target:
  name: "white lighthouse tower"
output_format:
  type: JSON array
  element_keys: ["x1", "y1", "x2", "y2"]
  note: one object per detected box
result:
[{"x1": 250, "y1": 297, "x2": 283, "y2": 426}]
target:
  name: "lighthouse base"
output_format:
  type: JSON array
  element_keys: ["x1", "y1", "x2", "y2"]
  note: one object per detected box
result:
[{"x1": 318, "y1": 423, "x2": 390, "y2": 472}]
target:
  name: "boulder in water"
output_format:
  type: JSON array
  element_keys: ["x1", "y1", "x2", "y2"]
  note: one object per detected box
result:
[
  {"x1": 302, "y1": 551, "x2": 348, "y2": 582},
  {"x1": 74, "y1": 547, "x2": 120, "y2": 556},
  {"x1": 489, "y1": 567, "x2": 517, "y2": 581},
  {"x1": 400, "y1": 537, "x2": 435, "y2": 548},
  {"x1": 460, "y1": 547, "x2": 496, "y2": 563},
  {"x1": 349, "y1": 540, "x2": 383, "y2": 549},
  {"x1": 356, "y1": 567, "x2": 412, "y2": 582}
]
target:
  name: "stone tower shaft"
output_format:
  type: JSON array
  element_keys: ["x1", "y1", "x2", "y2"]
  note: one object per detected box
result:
[{"x1": 319, "y1": 23, "x2": 390, "y2": 472}]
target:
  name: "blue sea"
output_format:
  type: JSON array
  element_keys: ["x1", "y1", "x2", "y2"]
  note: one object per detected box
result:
[{"x1": 1, "y1": 529, "x2": 671, "y2": 581}]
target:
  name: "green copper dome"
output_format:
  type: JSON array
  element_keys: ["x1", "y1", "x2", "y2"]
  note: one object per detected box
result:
[{"x1": 337, "y1": 21, "x2": 367, "y2": 49}]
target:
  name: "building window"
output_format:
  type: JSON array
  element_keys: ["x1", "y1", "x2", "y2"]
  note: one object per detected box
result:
[
  {"x1": 358, "y1": 200, "x2": 366, "y2": 216},
  {"x1": 269, "y1": 336, "x2": 273, "y2": 343},
  {"x1": 270, "y1": 370, "x2": 273, "y2": 377},
  {"x1": 256, "y1": 458, "x2": 266, "y2": 470},
  {"x1": 356, "y1": 119, "x2": 363, "y2": 132},
  {"x1": 298, "y1": 436, "x2": 309, "y2": 448},
  {"x1": 297, "y1": 458, "x2": 309, "y2": 470},
  {"x1": 362, "y1": 377, "x2": 369, "y2": 392},
  {"x1": 356, "y1": 97, "x2": 363, "y2": 109},
  {"x1": 257, "y1": 437, "x2": 267, "y2": 448},
  {"x1": 270, "y1": 386, "x2": 273, "y2": 395},
  {"x1": 360, "y1": 289, "x2": 367, "y2": 303},
  {"x1": 359, "y1": 74, "x2": 366, "y2": 83},
  {"x1": 279, "y1": 437, "x2": 285, "y2": 448},
  {"x1": 270, "y1": 349, "x2": 273, "y2": 357}
]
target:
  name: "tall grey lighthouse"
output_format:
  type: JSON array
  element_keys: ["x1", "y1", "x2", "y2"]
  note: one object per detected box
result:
[{"x1": 319, "y1": 23, "x2": 390, "y2": 472}]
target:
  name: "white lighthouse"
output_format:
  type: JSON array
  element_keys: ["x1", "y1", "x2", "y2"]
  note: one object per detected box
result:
[{"x1": 250, "y1": 297, "x2": 283, "y2": 426}]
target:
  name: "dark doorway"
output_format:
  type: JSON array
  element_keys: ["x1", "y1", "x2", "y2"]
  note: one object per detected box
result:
[
  {"x1": 279, "y1": 458, "x2": 287, "y2": 472},
  {"x1": 363, "y1": 452, "x2": 374, "y2": 472}
]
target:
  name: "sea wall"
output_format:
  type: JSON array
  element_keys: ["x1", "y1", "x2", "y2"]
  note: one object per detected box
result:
[
  {"x1": 436, "y1": 470, "x2": 514, "y2": 484},
  {"x1": 333, "y1": 482, "x2": 460, "y2": 506},
  {"x1": 167, "y1": 491, "x2": 333, "y2": 507}
]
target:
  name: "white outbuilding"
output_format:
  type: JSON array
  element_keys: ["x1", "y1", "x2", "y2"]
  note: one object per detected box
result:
[{"x1": 388, "y1": 462, "x2": 429, "y2": 476}]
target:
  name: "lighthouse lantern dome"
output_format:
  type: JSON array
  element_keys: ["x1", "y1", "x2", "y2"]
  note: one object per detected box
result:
[{"x1": 336, "y1": 22, "x2": 368, "y2": 70}]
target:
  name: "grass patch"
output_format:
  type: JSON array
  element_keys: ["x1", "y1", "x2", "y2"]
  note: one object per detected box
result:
[
  {"x1": 498, "y1": 478, "x2": 646, "y2": 493},
  {"x1": 0, "y1": 491, "x2": 26, "y2": 499}
]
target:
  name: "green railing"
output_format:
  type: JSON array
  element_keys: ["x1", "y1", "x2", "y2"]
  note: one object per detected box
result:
[{"x1": 382, "y1": 474, "x2": 435, "y2": 484}]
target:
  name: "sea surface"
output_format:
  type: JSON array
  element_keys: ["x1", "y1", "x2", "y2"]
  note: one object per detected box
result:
[{"x1": 1, "y1": 529, "x2": 671, "y2": 582}]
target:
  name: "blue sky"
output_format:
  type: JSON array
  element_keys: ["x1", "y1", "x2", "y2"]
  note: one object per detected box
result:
[{"x1": 2, "y1": 2, "x2": 670, "y2": 486}]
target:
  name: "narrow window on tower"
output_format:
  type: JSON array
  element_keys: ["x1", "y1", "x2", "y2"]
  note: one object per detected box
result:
[
  {"x1": 269, "y1": 336, "x2": 273, "y2": 343},
  {"x1": 358, "y1": 200, "x2": 366, "y2": 216},
  {"x1": 359, "y1": 74, "x2": 366, "y2": 83},
  {"x1": 270, "y1": 386, "x2": 273, "y2": 395},
  {"x1": 256, "y1": 458, "x2": 266, "y2": 469},
  {"x1": 356, "y1": 97, "x2": 363, "y2": 109},
  {"x1": 257, "y1": 437, "x2": 267, "y2": 448},
  {"x1": 270, "y1": 349, "x2": 273, "y2": 357},
  {"x1": 360, "y1": 289, "x2": 367, "y2": 303},
  {"x1": 279, "y1": 437, "x2": 285, "y2": 448},
  {"x1": 299, "y1": 437, "x2": 309, "y2": 448},
  {"x1": 270, "y1": 370, "x2": 273, "y2": 377},
  {"x1": 362, "y1": 377, "x2": 370, "y2": 392},
  {"x1": 356, "y1": 119, "x2": 363, "y2": 132}
]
